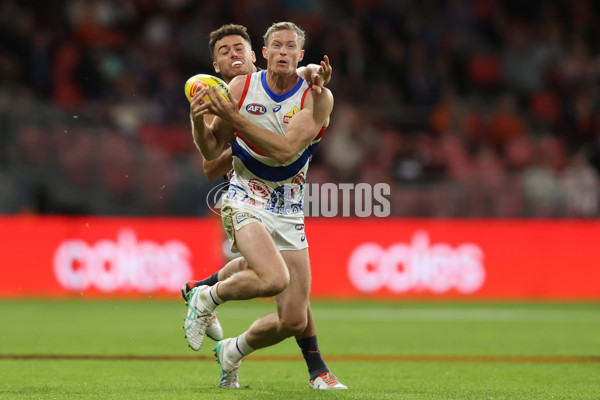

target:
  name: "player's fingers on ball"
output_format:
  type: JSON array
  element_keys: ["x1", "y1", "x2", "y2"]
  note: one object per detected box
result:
[
  {"x1": 214, "y1": 87, "x2": 226, "y2": 105},
  {"x1": 194, "y1": 88, "x2": 209, "y2": 104},
  {"x1": 194, "y1": 100, "x2": 206, "y2": 111},
  {"x1": 197, "y1": 103, "x2": 212, "y2": 116},
  {"x1": 210, "y1": 86, "x2": 222, "y2": 103},
  {"x1": 191, "y1": 99, "x2": 202, "y2": 111},
  {"x1": 190, "y1": 92, "x2": 201, "y2": 105},
  {"x1": 204, "y1": 88, "x2": 215, "y2": 104}
]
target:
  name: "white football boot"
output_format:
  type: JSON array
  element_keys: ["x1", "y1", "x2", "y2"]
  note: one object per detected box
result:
[
  {"x1": 309, "y1": 372, "x2": 348, "y2": 390},
  {"x1": 214, "y1": 338, "x2": 242, "y2": 388},
  {"x1": 183, "y1": 285, "x2": 215, "y2": 350},
  {"x1": 181, "y1": 282, "x2": 223, "y2": 341},
  {"x1": 206, "y1": 314, "x2": 224, "y2": 341}
]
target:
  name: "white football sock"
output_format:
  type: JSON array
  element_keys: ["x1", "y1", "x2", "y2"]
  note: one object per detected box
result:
[
  {"x1": 229, "y1": 331, "x2": 255, "y2": 362},
  {"x1": 208, "y1": 282, "x2": 225, "y2": 307}
]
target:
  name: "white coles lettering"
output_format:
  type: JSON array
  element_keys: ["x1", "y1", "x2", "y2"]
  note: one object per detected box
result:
[
  {"x1": 53, "y1": 229, "x2": 193, "y2": 293},
  {"x1": 348, "y1": 231, "x2": 485, "y2": 294}
]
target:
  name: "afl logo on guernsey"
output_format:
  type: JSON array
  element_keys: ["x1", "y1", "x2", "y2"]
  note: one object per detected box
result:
[{"x1": 246, "y1": 103, "x2": 267, "y2": 115}]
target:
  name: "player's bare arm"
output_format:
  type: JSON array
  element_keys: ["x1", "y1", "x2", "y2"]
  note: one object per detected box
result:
[
  {"x1": 204, "y1": 82, "x2": 333, "y2": 164},
  {"x1": 202, "y1": 147, "x2": 233, "y2": 180},
  {"x1": 192, "y1": 74, "x2": 249, "y2": 161},
  {"x1": 195, "y1": 113, "x2": 232, "y2": 179},
  {"x1": 201, "y1": 56, "x2": 332, "y2": 179},
  {"x1": 189, "y1": 90, "x2": 234, "y2": 161},
  {"x1": 298, "y1": 55, "x2": 332, "y2": 94}
]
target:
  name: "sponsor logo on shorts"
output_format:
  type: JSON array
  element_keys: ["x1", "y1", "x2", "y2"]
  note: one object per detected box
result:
[
  {"x1": 248, "y1": 178, "x2": 271, "y2": 198},
  {"x1": 246, "y1": 103, "x2": 267, "y2": 115},
  {"x1": 295, "y1": 224, "x2": 304, "y2": 231},
  {"x1": 300, "y1": 234, "x2": 306, "y2": 242},
  {"x1": 235, "y1": 212, "x2": 261, "y2": 224}
]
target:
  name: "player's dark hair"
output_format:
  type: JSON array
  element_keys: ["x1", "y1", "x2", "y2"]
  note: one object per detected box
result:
[{"x1": 209, "y1": 24, "x2": 252, "y2": 60}]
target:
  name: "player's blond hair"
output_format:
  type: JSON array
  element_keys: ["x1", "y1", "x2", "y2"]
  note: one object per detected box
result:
[{"x1": 263, "y1": 22, "x2": 305, "y2": 49}]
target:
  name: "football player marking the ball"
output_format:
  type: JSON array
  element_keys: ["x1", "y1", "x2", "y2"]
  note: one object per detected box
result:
[
  {"x1": 193, "y1": 24, "x2": 331, "y2": 181},
  {"x1": 187, "y1": 22, "x2": 342, "y2": 389},
  {"x1": 182, "y1": 24, "x2": 344, "y2": 390}
]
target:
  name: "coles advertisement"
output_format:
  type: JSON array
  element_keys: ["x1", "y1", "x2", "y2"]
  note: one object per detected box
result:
[{"x1": 1, "y1": 216, "x2": 599, "y2": 300}]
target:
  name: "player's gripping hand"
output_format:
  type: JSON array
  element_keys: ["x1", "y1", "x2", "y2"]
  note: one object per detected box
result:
[
  {"x1": 196, "y1": 86, "x2": 241, "y2": 124},
  {"x1": 189, "y1": 88, "x2": 210, "y2": 126}
]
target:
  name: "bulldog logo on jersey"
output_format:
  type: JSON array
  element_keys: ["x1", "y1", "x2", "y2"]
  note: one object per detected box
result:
[{"x1": 283, "y1": 106, "x2": 299, "y2": 124}]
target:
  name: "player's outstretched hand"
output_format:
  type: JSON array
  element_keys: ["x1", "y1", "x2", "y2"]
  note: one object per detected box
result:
[{"x1": 311, "y1": 55, "x2": 332, "y2": 94}]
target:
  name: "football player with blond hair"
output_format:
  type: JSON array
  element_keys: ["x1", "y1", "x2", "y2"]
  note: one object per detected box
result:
[{"x1": 182, "y1": 23, "x2": 345, "y2": 390}]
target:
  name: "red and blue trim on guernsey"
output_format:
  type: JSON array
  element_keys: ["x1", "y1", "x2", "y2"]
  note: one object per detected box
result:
[{"x1": 232, "y1": 71, "x2": 325, "y2": 182}]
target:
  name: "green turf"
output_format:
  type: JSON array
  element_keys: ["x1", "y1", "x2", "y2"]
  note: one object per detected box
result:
[{"x1": 1, "y1": 299, "x2": 599, "y2": 399}]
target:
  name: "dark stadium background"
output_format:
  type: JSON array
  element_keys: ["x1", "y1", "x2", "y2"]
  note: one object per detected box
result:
[{"x1": 1, "y1": 0, "x2": 599, "y2": 218}]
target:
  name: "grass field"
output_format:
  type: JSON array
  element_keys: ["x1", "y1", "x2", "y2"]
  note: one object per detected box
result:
[{"x1": 1, "y1": 299, "x2": 599, "y2": 399}]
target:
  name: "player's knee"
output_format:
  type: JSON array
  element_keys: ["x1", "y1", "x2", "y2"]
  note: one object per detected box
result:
[
  {"x1": 281, "y1": 316, "x2": 308, "y2": 337},
  {"x1": 234, "y1": 257, "x2": 248, "y2": 272},
  {"x1": 263, "y1": 272, "x2": 290, "y2": 296}
]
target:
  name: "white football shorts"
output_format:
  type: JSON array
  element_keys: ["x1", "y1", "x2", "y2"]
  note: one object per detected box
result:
[{"x1": 221, "y1": 197, "x2": 308, "y2": 252}]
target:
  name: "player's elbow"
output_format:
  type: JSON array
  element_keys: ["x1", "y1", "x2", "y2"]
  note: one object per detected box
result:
[
  {"x1": 273, "y1": 153, "x2": 294, "y2": 165},
  {"x1": 272, "y1": 145, "x2": 298, "y2": 164},
  {"x1": 203, "y1": 167, "x2": 222, "y2": 181},
  {"x1": 196, "y1": 145, "x2": 219, "y2": 162}
]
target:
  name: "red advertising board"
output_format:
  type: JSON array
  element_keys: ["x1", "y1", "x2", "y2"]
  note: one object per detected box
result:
[
  {"x1": 1, "y1": 216, "x2": 599, "y2": 300},
  {"x1": 306, "y1": 218, "x2": 600, "y2": 300},
  {"x1": 0, "y1": 215, "x2": 225, "y2": 298}
]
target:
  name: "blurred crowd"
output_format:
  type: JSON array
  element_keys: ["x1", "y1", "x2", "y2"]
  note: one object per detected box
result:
[{"x1": 1, "y1": 0, "x2": 599, "y2": 217}]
